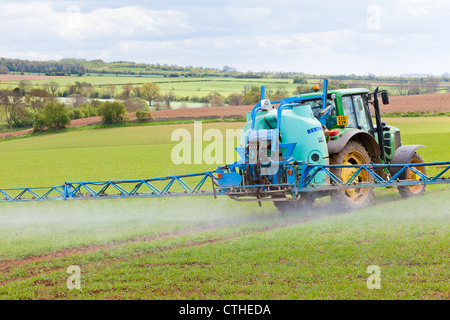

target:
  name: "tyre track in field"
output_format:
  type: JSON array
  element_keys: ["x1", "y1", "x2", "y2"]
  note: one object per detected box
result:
[{"x1": 0, "y1": 211, "x2": 331, "y2": 286}]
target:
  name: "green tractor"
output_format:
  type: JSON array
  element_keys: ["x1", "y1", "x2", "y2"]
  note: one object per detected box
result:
[{"x1": 237, "y1": 81, "x2": 426, "y2": 213}]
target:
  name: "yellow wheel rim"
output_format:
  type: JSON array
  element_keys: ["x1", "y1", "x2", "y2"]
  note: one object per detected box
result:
[
  {"x1": 406, "y1": 158, "x2": 425, "y2": 194},
  {"x1": 340, "y1": 151, "x2": 371, "y2": 202}
]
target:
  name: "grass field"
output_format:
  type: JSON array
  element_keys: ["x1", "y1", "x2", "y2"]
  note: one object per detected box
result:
[
  {"x1": 0, "y1": 75, "x2": 300, "y2": 97},
  {"x1": 0, "y1": 74, "x2": 415, "y2": 98},
  {"x1": 0, "y1": 118, "x2": 448, "y2": 300}
]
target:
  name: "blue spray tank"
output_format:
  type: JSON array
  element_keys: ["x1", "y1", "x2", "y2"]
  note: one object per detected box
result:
[{"x1": 217, "y1": 80, "x2": 332, "y2": 199}]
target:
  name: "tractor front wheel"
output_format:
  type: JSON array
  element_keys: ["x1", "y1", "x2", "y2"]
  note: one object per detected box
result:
[
  {"x1": 330, "y1": 141, "x2": 374, "y2": 211},
  {"x1": 397, "y1": 152, "x2": 426, "y2": 198}
]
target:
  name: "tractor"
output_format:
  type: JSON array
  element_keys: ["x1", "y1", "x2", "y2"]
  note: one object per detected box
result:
[
  {"x1": 1, "y1": 79, "x2": 447, "y2": 206},
  {"x1": 217, "y1": 80, "x2": 427, "y2": 212}
]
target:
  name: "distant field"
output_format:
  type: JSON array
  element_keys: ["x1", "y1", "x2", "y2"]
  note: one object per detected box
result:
[
  {"x1": 1, "y1": 74, "x2": 449, "y2": 115},
  {"x1": 0, "y1": 74, "x2": 66, "y2": 81},
  {"x1": 4, "y1": 74, "x2": 448, "y2": 98},
  {"x1": 0, "y1": 74, "x2": 298, "y2": 97}
]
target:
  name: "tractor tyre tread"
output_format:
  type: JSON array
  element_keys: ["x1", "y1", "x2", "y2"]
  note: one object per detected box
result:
[{"x1": 329, "y1": 140, "x2": 374, "y2": 211}]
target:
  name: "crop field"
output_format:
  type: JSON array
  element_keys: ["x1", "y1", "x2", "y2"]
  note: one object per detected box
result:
[
  {"x1": 4, "y1": 74, "x2": 450, "y2": 99},
  {"x1": 0, "y1": 74, "x2": 300, "y2": 97},
  {"x1": 0, "y1": 118, "x2": 448, "y2": 300}
]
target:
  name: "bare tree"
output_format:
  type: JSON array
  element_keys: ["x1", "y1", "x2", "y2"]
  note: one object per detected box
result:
[
  {"x1": 209, "y1": 94, "x2": 224, "y2": 107},
  {"x1": 18, "y1": 80, "x2": 32, "y2": 95},
  {"x1": 153, "y1": 96, "x2": 165, "y2": 110},
  {"x1": 0, "y1": 90, "x2": 24, "y2": 128},
  {"x1": 395, "y1": 82, "x2": 410, "y2": 96},
  {"x1": 227, "y1": 93, "x2": 245, "y2": 106},
  {"x1": 163, "y1": 92, "x2": 175, "y2": 109},
  {"x1": 68, "y1": 94, "x2": 86, "y2": 108},
  {"x1": 0, "y1": 65, "x2": 9, "y2": 74},
  {"x1": 124, "y1": 98, "x2": 148, "y2": 112},
  {"x1": 104, "y1": 84, "x2": 116, "y2": 99},
  {"x1": 44, "y1": 81, "x2": 60, "y2": 95},
  {"x1": 424, "y1": 76, "x2": 440, "y2": 94},
  {"x1": 25, "y1": 88, "x2": 56, "y2": 116}
]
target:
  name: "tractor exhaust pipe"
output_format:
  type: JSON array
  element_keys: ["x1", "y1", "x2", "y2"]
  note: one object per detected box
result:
[{"x1": 372, "y1": 87, "x2": 386, "y2": 162}]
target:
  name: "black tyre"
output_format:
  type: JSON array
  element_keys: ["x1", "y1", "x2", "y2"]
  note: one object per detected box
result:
[
  {"x1": 330, "y1": 141, "x2": 374, "y2": 210},
  {"x1": 397, "y1": 152, "x2": 426, "y2": 198}
]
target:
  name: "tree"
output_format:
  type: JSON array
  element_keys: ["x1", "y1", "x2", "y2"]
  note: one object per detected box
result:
[
  {"x1": 209, "y1": 94, "x2": 224, "y2": 107},
  {"x1": 0, "y1": 65, "x2": 9, "y2": 74},
  {"x1": 140, "y1": 82, "x2": 160, "y2": 106},
  {"x1": 242, "y1": 88, "x2": 261, "y2": 105},
  {"x1": 103, "y1": 84, "x2": 116, "y2": 99},
  {"x1": 424, "y1": 76, "x2": 440, "y2": 94},
  {"x1": 18, "y1": 80, "x2": 31, "y2": 95},
  {"x1": 11, "y1": 105, "x2": 34, "y2": 128},
  {"x1": 227, "y1": 93, "x2": 245, "y2": 106},
  {"x1": 293, "y1": 77, "x2": 308, "y2": 84},
  {"x1": 118, "y1": 84, "x2": 133, "y2": 100},
  {"x1": 293, "y1": 85, "x2": 311, "y2": 95},
  {"x1": 79, "y1": 103, "x2": 98, "y2": 117},
  {"x1": 25, "y1": 88, "x2": 56, "y2": 117},
  {"x1": 395, "y1": 82, "x2": 410, "y2": 96},
  {"x1": 131, "y1": 85, "x2": 141, "y2": 98},
  {"x1": 98, "y1": 101, "x2": 126, "y2": 124},
  {"x1": 163, "y1": 92, "x2": 175, "y2": 109},
  {"x1": 44, "y1": 81, "x2": 60, "y2": 95},
  {"x1": 136, "y1": 110, "x2": 152, "y2": 122},
  {"x1": 68, "y1": 94, "x2": 86, "y2": 108},
  {"x1": 0, "y1": 90, "x2": 24, "y2": 129},
  {"x1": 124, "y1": 98, "x2": 148, "y2": 112},
  {"x1": 269, "y1": 87, "x2": 289, "y2": 101},
  {"x1": 152, "y1": 96, "x2": 166, "y2": 110},
  {"x1": 33, "y1": 102, "x2": 71, "y2": 131}
]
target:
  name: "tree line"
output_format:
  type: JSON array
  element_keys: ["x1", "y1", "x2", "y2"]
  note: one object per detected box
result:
[
  {"x1": 0, "y1": 82, "x2": 162, "y2": 132},
  {"x1": 5, "y1": 57, "x2": 449, "y2": 81}
]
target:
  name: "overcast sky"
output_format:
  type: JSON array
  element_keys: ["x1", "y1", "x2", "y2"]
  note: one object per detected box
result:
[{"x1": 1, "y1": 0, "x2": 449, "y2": 76}]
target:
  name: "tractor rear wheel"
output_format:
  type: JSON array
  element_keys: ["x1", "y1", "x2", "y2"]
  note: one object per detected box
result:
[
  {"x1": 273, "y1": 194, "x2": 314, "y2": 214},
  {"x1": 330, "y1": 141, "x2": 374, "y2": 210},
  {"x1": 397, "y1": 152, "x2": 426, "y2": 198}
]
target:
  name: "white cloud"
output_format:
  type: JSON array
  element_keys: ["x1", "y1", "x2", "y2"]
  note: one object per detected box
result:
[
  {"x1": 0, "y1": 0, "x2": 449, "y2": 75},
  {"x1": 0, "y1": 2, "x2": 195, "y2": 42}
]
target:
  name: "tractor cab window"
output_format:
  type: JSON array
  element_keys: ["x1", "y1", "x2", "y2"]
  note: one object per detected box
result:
[
  {"x1": 352, "y1": 95, "x2": 372, "y2": 131},
  {"x1": 299, "y1": 99, "x2": 322, "y2": 118},
  {"x1": 303, "y1": 99, "x2": 337, "y2": 128},
  {"x1": 341, "y1": 96, "x2": 357, "y2": 127}
]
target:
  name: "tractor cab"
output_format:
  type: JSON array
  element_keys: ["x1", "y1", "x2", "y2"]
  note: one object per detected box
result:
[{"x1": 303, "y1": 87, "x2": 399, "y2": 163}]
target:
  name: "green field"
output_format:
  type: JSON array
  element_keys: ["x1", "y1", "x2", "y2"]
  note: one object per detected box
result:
[
  {"x1": 0, "y1": 75, "x2": 301, "y2": 97},
  {"x1": 0, "y1": 118, "x2": 448, "y2": 300},
  {"x1": 0, "y1": 74, "x2": 414, "y2": 98}
]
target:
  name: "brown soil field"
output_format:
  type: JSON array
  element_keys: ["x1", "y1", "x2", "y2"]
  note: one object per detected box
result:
[
  {"x1": 1, "y1": 93, "x2": 448, "y2": 139},
  {"x1": 379, "y1": 92, "x2": 450, "y2": 112},
  {"x1": 346, "y1": 81, "x2": 450, "y2": 87},
  {"x1": 0, "y1": 74, "x2": 66, "y2": 81}
]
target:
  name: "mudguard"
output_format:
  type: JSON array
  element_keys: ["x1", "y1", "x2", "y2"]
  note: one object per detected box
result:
[
  {"x1": 388, "y1": 145, "x2": 425, "y2": 178},
  {"x1": 327, "y1": 129, "x2": 381, "y2": 158}
]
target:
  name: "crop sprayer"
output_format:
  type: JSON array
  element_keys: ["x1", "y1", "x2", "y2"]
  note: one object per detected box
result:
[{"x1": 1, "y1": 80, "x2": 449, "y2": 212}]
